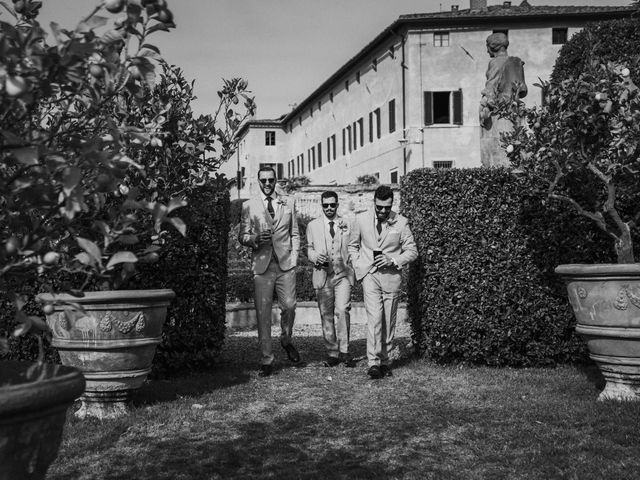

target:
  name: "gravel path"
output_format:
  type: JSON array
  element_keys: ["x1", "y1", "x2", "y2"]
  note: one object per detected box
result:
[{"x1": 219, "y1": 317, "x2": 414, "y2": 370}]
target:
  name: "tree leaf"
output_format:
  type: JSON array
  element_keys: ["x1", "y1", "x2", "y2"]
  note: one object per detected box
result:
[
  {"x1": 11, "y1": 147, "x2": 39, "y2": 166},
  {"x1": 63, "y1": 167, "x2": 82, "y2": 195},
  {"x1": 76, "y1": 237, "x2": 102, "y2": 266},
  {"x1": 106, "y1": 251, "x2": 138, "y2": 270},
  {"x1": 167, "y1": 197, "x2": 187, "y2": 213},
  {"x1": 167, "y1": 217, "x2": 187, "y2": 236}
]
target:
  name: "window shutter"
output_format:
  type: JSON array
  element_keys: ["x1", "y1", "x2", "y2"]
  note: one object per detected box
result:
[
  {"x1": 424, "y1": 92, "x2": 434, "y2": 125},
  {"x1": 453, "y1": 89, "x2": 463, "y2": 125},
  {"x1": 277, "y1": 164, "x2": 284, "y2": 179}
]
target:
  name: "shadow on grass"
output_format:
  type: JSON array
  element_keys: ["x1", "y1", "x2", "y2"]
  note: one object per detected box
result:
[
  {"x1": 134, "y1": 332, "x2": 414, "y2": 406},
  {"x1": 575, "y1": 361, "x2": 606, "y2": 394}
]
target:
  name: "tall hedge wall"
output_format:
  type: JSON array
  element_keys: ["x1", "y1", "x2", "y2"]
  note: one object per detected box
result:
[
  {"x1": 132, "y1": 182, "x2": 230, "y2": 377},
  {"x1": 402, "y1": 168, "x2": 616, "y2": 367}
]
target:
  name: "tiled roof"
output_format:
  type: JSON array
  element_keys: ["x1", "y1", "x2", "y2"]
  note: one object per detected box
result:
[{"x1": 400, "y1": 4, "x2": 634, "y2": 20}]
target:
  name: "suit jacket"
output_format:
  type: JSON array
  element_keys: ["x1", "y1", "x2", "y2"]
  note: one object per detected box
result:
[
  {"x1": 348, "y1": 209, "x2": 417, "y2": 288},
  {"x1": 306, "y1": 216, "x2": 355, "y2": 289},
  {"x1": 239, "y1": 194, "x2": 300, "y2": 275}
]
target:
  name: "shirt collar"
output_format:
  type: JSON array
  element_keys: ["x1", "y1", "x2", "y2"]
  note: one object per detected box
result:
[
  {"x1": 261, "y1": 191, "x2": 277, "y2": 202},
  {"x1": 324, "y1": 214, "x2": 338, "y2": 227}
]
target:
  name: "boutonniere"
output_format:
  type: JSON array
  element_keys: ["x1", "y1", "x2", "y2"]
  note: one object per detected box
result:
[
  {"x1": 337, "y1": 220, "x2": 349, "y2": 231},
  {"x1": 387, "y1": 216, "x2": 398, "y2": 226},
  {"x1": 276, "y1": 197, "x2": 288, "y2": 207}
]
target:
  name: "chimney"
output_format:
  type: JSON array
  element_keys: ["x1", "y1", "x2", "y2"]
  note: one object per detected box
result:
[
  {"x1": 503, "y1": 1, "x2": 512, "y2": 7},
  {"x1": 470, "y1": 0, "x2": 487, "y2": 11},
  {"x1": 451, "y1": 4, "x2": 459, "y2": 11}
]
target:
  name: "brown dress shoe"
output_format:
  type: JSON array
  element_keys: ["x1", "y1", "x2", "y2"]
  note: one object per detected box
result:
[
  {"x1": 324, "y1": 356, "x2": 340, "y2": 367},
  {"x1": 367, "y1": 365, "x2": 382, "y2": 379},
  {"x1": 259, "y1": 364, "x2": 273, "y2": 377},
  {"x1": 281, "y1": 342, "x2": 300, "y2": 363}
]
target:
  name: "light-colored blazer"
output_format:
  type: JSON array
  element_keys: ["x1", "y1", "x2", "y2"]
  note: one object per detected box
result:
[
  {"x1": 348, "y1": 209, "x2": 417, "y2": 288},
  {"x1": 239, "y1": 195, "x2": 299, "y2": 275},
  {"x1": 306, "y1": 216, "x2": 355, "y2": 289}
]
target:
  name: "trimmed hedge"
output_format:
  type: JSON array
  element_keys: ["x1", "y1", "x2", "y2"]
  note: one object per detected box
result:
[
  {"x1": 131, "y1": 182, "x2": 230, "y2": 377},
  {"x1": 552, "y1": 18, "x2": 640, "y2": 85},
  {"x1": 1, "y1": 182, "x2": 230, "y2": 378},
  {"x1": 402, "y1": 168, "x2": 617, "y2": 367}
]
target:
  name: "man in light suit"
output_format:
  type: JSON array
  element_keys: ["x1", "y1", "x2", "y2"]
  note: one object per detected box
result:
[
  {"x1": 349, "y1": 185, "x2": 417, "y2": 379},
  {"x1": 306, "y1": 191, "x2": 356, "y2": 367},
  {"x1": 239, "y1": 166, "x2": 300, "y2": 377}
]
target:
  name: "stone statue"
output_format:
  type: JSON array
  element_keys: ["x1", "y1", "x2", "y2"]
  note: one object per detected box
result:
[{"x1": 479, "y1": 32, "x2": 527, "y2": 168}]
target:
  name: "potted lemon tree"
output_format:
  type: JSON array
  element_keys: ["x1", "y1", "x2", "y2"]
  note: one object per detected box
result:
[
  {"x1": 0, "y1": 2, "x2": 183, "y2": 475},
  {"x1": 499, "y1": 41, "x2": 640, "y2": 400}
]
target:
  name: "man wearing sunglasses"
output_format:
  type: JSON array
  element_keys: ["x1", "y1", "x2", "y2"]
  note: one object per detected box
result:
[
  {"x1": 306, "y1": 191, "x2": 356, "y2": 367},
  {"x1": 239, "y1": 166, "x2": 300, "y2": 377},
  {"x1": 349, "y1": 185, "x2": 417, "y2": 379}
]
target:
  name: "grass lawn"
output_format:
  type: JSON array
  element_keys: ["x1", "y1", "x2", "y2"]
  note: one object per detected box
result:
[{"x1": 47, "y1": 322, "x2": 640, "y2": 480}]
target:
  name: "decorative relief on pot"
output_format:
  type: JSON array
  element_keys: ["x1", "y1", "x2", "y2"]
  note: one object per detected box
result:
[
  {"x1": 57, "y1": 313, "x2": 70, "y2": 331},
  {"x1": 99, "y1": 312, "x2": 114, "y2": 332},
  {"x1": 613, "y1": 285, "x2": 640, "y2": 311},
  {"x1": 626, "y1": 286, "x2": 640, "y2": 309},
  {"x1": 114, "y1": 311, "x2": 146, "y2": 334},
  {"x1": 614, "y1": 288, "x2": 629, "y2": 310},
  {"x1": 577, "y1": 287, "x2": 588, "y2": 299}
]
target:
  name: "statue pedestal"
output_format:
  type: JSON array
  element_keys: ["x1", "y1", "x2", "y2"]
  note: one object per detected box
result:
[{"x1": 480, "y1": 116, "x2": 514, "y2": 168}]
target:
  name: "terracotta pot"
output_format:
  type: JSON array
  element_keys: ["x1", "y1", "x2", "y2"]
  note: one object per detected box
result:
[
  {"x1": 38, "y1": 289, "x2": 175, "y2": 419},
  {"x1": 556, "y1": 263, "x2": 640, "y2": 401},
  {"x1": 0, "y1": 360, "x2": 85, "y2": 479}
]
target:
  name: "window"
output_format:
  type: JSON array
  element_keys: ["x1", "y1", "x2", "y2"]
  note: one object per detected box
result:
[
  {"x1": 358, "y1": 118, "x2": 364, "y2": 147},
  {"x1": 390, "y1": 168, "x2": 399, "y2": 184},
  {"x1": 265, "y1": 131, "x2": 276, "y2": 146},
  {"x1": 331, "y1": 134, "x2": 336, "y2": 160},
  {"x1": 356, "y1": 71, "x2": 360, "y2": 83},
  {"x1": 369, "y1": 112, "x2": 373, "y2": 142},
  {"x1": 317, "y1": 142, "x2": 322, "y2": 167},
  {"x1": 433, "y1": 160, "x2": 454, "y2": 169},
  {"x1": 433, "y1": 32, "x2": 449, "y2": 47},
  {"x1": 552, "y1": 28, "x2": 568, "y2": 45},
  {"x1": 352, "y1": 122, "x2": 357, "y2": 150},
  {"x1": 347, "y1": 125, "x2": 352, "y2": 152},
  {"x1": 342, "y1": 128, "x2": 346, "y2": 155},
  {"x1": 374, "y1": 108, "x2": 381, "y2": 139},
  {"x1": 424, "y1": 90, "x2": 463, "y2": 125},
  {"x1": 330, "y1": 92, "x2": 334, "y2": 102},
  {"x1": 318, "y1": 101, "x2": 321, "y2": 111},
  {"x1": 327, "y1": 137, "x2": 331, "y2": 163},
  {"x1": 388, "y1": 99, "x2": 396, "y2": 133},
  {"x1": 372, "y1": 58, "x2": 378, "y2": 71},
  {"x1": 345, "y1": 79, "x2": 349, "y2": 92},
  {"x1": 309, "y1": 106, "x2": 313, "y2": 118},
  {"x1": 389, "y1": 44, "x2": 395, "y2": 59}
]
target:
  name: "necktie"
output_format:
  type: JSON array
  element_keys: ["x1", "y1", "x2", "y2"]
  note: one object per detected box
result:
[
  {"x1": 329, "y1": 221, "x2": 335, "y2": 238},
  {"x1": 266, "y1": 196, "x2": 275, "y2": 218},
  {"x1": 376, "y1": 221, "x2": 383, "y2": 234}
]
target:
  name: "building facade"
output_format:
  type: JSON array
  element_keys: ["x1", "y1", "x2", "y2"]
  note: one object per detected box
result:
[{"x1": 224, "y1": 0, "x2": 633, "y2": 197}]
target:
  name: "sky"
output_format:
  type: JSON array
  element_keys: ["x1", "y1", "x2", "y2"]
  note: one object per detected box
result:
[{"x1": 36, "y1": 0, "x2": 632, "y2": 119}]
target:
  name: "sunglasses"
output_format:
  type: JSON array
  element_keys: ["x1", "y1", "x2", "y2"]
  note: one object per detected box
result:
[
  {"x1": 322, "y1": 203, "x2": 337, "y2": 209},
  {"x1": 259, "y1": 178, "x2": 276, "y2": 184},
  {"x1": 375, "y1": 205, "x2": 392, "y2": 211}
]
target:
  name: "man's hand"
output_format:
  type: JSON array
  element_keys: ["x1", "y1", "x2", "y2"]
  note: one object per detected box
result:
[
  {"x1": 257, "y1": 230, "x2": 272, "y2": 245},
  {"x1": 315, "y1": 253, "x2": 329, "y2": 268},
  {"x1": 374, "y1": 253, "x2": 394, "y2": 269}
]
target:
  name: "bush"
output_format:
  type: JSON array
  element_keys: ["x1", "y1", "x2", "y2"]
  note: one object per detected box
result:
[
  {"x1": 402, "y1": 168, "x2": 616, "y2": 367},
  {"x1": 131, "y1": 182, "x2": 230, "y2": 377},
  {"x1": 552, "y1": 18, "x2": 640, "y2": 85}
]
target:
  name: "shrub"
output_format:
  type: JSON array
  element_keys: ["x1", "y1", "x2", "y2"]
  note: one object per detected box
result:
[
  {"x1": 402, "y1": 168, "x2": 616, "y2": 367},
  {"x1": 130, "y1": 182, "x2": 229, "y2": 377},
  {"x1": 551, "y1": 18, "x2": 640, "y2": 86}
]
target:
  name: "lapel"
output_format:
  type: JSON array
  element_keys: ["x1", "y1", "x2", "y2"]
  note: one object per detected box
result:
[
  {"x1": 272, "y1": 195, "x2": 287, "y2": 228},
  {"x1": 255, "y1": 196, "x2": 272, "y2": 226}
]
